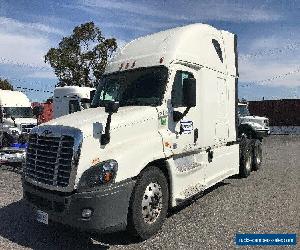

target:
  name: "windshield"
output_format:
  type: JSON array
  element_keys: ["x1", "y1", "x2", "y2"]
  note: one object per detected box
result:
[
  {"x1": 80, "y1": 98, "x2": 91, "y2": 110},
  {"x1": 238, "y1": 105, "x2": 250, "y2": 116},
  {"x1": 91, "y1": 66, "x2": 168, "y2": 107},
  {"x1": 3, "y1": 107, "x2": 33, "y2": 118}
]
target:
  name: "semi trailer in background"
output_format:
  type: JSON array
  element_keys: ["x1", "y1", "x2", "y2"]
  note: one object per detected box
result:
[{"x1": 22, "y1": 23, "x2": 262, "y2": 240}]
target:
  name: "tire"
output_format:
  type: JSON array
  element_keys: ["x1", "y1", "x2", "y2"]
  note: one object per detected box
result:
[
  {"x1": 252, "y1": 139, "x2": 262, "y2": 171},
  {"x1": 239, "y1": 137, "x2": 252, "y2": 178},
  {"x1": 127, "y1": 166, "x2": 169, "y2": 240}
]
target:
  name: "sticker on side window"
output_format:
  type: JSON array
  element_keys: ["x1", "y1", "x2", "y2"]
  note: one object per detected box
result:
[{"x1": 180, "y1": 121, "x2": 193, "y2": 134}]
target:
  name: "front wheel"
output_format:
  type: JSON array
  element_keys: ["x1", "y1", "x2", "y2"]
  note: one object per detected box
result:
[
  {"x1": 127, "y1": 167, "x2": 169, "y2": 240},
  {"x1": 252, "y1": 139, "x2": 262, "y2": 171}
]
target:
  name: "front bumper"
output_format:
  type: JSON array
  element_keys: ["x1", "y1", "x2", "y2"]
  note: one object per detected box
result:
[
  {"x1": 23, "y1": 178, "x2": 136, "y2": 233},
  {"x1": 256, "y1": 128, "x2": 270, "y2": 138}
]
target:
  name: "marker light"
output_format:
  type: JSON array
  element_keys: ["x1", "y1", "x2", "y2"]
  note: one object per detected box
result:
[
  {"x1": 81, "y1": 208, "x2": 93, "y2": 219},
  {"x1": 160, "y1": 57, "x2": 164, "y2": 63}
]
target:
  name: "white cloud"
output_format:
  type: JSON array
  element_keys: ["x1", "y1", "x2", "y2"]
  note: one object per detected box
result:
[
  {"x1": 0, "y1": 16, "x2": 64, "y2": 36},
  {"x1": 0, "y1": 16, "x2": 63, "y2": 75},
  {"x1": 26, "y1": 70, "x2": 56, "y2": 79},
  {"x1": 239, "y1": 34, "x2": 300, "y2": 88},
  {"x1": 239, "y1": 60, "x2": 300, "y2": 87},
  {"x1": 79, "y1": 0, "x2": 281, "y2": 23},
  {"x1": 0, "y1": 32, "x2": 51, "y2": 68},
  {"x1": 0, "y1": 16, "x2": 65, "y2": 73}
]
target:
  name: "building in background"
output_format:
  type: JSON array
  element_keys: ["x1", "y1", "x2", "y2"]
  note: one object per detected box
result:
[{"x1": 248, "y1": 99, "x2": 300, "y2": 134}]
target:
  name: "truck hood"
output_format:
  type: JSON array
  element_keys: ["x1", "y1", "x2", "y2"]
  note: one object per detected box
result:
[
  {"x1": 4, "y1": 117, "x2": 36, "y2": 125},
  {"x1": 239, "y1": 115, "x2": 269, "y2": 128},
  {"x1": 240, "y1": 115, "x2": 268, "y2": 122},
  {"x1": 3, "y1": 117, "x2": 36, "y2": 131},
  {"x1": 42, "y1": 106, "x2": 158, "y2": 137}
]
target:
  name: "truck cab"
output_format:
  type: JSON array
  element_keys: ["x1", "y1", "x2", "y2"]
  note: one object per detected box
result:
[
  {"x1": 238, "y1": 102, "x2": 270, "y2": 139},
  {"x1": 53, "y1": 86, "x2": 95, "y2": 119},
  {"x1": 0, "y1": 90, "x2": 36, "y2": 147},
  {"x1": 23, "y1": 24, "x2": 259, "y2": 239}
]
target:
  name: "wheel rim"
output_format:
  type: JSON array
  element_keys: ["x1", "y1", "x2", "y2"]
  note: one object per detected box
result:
[
  {"x1": 255, "y1": 145, "x2": 262, "y2": 165},
  {"x1": 141, "y1": 182, "x2": 163, "y2": 224},
  {"x1": 245, "y1": 154, "x2": 252, "y2": 171},
  {"x1": 256, "y1": 153, "x2": 261, "y2": 165}
]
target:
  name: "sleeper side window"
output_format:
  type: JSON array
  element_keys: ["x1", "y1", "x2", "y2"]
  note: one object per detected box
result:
[
  {"x1": 212, "y1": 39, "x2": 223, "y2": 63},
  {"x1": 171, "y1": 71, "x2": 193, "y2": 108}
]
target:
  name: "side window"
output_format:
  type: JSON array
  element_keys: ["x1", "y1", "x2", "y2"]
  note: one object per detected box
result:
[
  {"x1": 69, "y1": 100, "x2": 81, "y2": 114},
  {"x1": 171, "y1": 71, "x2": 193, "y2": 108},
  {"x1": 212, "y1": 39, "x2": 223, "y2": 63}
]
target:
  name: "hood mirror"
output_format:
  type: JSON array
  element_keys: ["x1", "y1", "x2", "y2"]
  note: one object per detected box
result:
[{"x1": 101, "y1": 101, "x2": 120, "y2": 146}]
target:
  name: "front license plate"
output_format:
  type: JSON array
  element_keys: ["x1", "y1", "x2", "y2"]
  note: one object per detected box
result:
[{"x1": 36, "y1": 210, "x2": 48, "y2": 225}]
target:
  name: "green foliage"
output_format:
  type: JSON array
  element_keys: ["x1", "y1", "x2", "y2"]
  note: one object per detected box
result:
[
  {"x1": 45, "y1": 22, "x2": 117, "y2": 87},
  {"x1": 0, "y1": 78, "x2": 14, "y2": 90}
]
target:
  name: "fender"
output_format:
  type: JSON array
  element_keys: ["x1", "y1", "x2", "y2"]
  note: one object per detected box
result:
[{"x1": 238, "y1": 123, "x2": 257, "y2": 139}]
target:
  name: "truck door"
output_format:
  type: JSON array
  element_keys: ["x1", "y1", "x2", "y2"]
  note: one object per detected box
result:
[
  {"x1": 168, "y1": 66, "x2": 197, "y2": 155},
  {"x1": 161, "y1": 65, "x2": 206, "y2": 200}
]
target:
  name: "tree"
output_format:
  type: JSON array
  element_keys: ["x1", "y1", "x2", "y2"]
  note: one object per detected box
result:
[
  {"x1": 45, "y1": 22, "x2": 117, "y2": 87},
  {"x1": 0, "y1": 78, "x2": 14, "y2": 90}
]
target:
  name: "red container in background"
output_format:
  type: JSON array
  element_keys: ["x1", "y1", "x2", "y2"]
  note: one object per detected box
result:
[{"x1": 32, "y1": 99, "x2": 53, "y2": 124}]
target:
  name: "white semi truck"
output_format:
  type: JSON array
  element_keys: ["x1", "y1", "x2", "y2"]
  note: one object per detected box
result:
[
  {"x1": 23, "y1": 24, "x2": 262, "y2": 239},
  {"x1": 53, "y1": 86, "x2": 96, "y2": 119},
  {"x1": 0, "y1": 90, "x2": 36, "y2": 147},
  {"x1": 238, "y1": 102, "x2": 270, "y2": 139}
]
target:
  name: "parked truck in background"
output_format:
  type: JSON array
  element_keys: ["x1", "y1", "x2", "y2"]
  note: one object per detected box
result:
[
  {"x1": 238, "y1": 102, "x2": 270, "y2": 139},
  {"x1": 0, "y1": 90, "x2": 36, "y2": 147},
  {"x1": 22, "y1": 24, "x2": 262, "y2": 240},
  {"x1": 53, "y1": 86, "x2": 95, "y2": 119}
]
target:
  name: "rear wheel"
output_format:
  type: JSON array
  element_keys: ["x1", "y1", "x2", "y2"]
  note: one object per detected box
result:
[
  {"x1": 127, "y1": 166, "x2": 169, "y2": 240},
  {"x1": 239, "y1": 137, "x2": 252, "y2": 178},
  {"x1": 252, "y1": 139, "x2": 262, "y2": 171}
]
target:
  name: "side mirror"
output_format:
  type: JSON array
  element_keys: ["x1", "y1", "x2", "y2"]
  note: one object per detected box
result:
[
  {"x1": 104, "y1": 101, "x2": 119, "y2": 114},
  {"x1": 32, "y1": 105, "x2": 44, "y2": 117},
  {"x1": 90, "y1": 90, "x2": 96, "y2": 102},
  {"x1": 183, "y1": 77, "x2": 196, "y2": 107}
]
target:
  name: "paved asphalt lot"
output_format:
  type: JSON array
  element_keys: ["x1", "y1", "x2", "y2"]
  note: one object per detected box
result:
[{"x1": 0, "y1": 135, "x2": 299, "y2": 249}]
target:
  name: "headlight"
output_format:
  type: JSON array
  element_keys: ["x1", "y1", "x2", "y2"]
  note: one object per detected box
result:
[
  {"x1": 78, "y1": 160, "x2": 118, "y2": 190},
  {"x1": 10, "y1": 129, "x2": 20, "y2": 135}
]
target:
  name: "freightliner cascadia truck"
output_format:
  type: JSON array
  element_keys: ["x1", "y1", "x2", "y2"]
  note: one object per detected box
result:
[{"x1": 22, "y1": 24, "x2": 262, "y2": 240}]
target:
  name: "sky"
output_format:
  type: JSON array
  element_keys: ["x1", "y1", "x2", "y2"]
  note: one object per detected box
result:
[{"x1": 0, "y1": 0, "x2": 299, "y2": 102}]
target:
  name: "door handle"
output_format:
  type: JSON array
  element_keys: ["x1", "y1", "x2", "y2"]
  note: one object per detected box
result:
[
  {"x1": 194, "y1": 128, "x2": 198, "y2": 143},
  {"x1": 206, "y1": 147, "x2": 214, "y2": 163}
]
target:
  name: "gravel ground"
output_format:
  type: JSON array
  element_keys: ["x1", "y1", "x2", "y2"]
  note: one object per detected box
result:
[{"x1": 0, "y1": 135, "x2": 299, "y2": 249}]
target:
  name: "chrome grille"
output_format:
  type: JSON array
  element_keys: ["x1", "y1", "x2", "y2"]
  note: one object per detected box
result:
[
  {"x1": 24, "y1": 134, "x2": 74, "y2": 187},
  {"x1": 21, "y1": 124, "x2": 36, "y2": 133}
]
